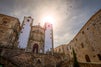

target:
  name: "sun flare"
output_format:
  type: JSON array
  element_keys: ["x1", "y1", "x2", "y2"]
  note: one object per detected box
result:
[{"x1": 41, "y1": 15, "x2": 55, "y2": 26}]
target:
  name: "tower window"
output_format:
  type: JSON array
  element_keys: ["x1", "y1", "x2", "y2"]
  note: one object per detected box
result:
[
  {"x1": 81, "y1": 43, "x2": 84, "y2": 48},
  {"x1": 87, "y1": 28, "x2": 89, "y2": 30},
  {"x1": 76, "y1": 38, "x2": 77, "y2": 41},
  {"x1": 82, "y1": 31, "x2": 84, "y2": 34}
]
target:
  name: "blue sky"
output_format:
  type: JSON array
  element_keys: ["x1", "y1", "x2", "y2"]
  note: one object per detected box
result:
[{"x1": 0, "y1": 0, "x2": 101, "y2": 48}]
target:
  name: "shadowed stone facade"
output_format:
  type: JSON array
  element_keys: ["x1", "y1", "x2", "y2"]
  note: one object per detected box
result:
[
  {"x1": 0, "y1": 14, "x2": 20, "y2": 48},
  {"x1": 18, "y1": 16, "x2": 33, "y2": 48},
  {"x1": 67, "y1": 9, "x2": 101, "y2": 62}
]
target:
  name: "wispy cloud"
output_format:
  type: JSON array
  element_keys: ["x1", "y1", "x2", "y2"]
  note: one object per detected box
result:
[{"x1": 0, "y1": 0, "x2": 101, "y2": 48}]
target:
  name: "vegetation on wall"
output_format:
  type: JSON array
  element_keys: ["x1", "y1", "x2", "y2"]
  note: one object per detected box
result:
[{"x1": 72, "y1": 48, "x2": 80, "y2": 67}]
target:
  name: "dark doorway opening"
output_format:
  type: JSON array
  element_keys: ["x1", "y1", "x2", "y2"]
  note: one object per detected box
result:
[
  {"x1": 37, "y1": 59, "x2": 41, "y2": 64},
  {"x1": 33, "y1": 43, "x2": 38, "y2": 53},
  {"x1": 85, "y1": 55, "x2": 91, "y2": 62},
  {"x1": 97, "y1": 54, "x2": 101, "y2": 60}
]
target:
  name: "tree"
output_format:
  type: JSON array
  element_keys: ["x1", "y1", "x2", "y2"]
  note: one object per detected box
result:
[{"x1": 72, "y1": 48, "x2": 80, "y2": 67}]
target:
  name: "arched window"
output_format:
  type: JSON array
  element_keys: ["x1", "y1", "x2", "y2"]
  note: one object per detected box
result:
[{"x1": 85, "y1": 55, "x2": 91, "y2": 62}]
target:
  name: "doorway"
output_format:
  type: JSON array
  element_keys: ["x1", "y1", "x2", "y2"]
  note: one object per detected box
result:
[
  {"x1": 85, "y1": 55, "x2": 91, "y2": 62},
  {"x1": 33, "y1": 43, "x2": 38, "y2": 53}
]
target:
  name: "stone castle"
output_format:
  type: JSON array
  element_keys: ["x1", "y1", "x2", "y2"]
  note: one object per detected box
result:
[
  {"x1": 27, "y1": 25, "x2": 45, "y2": 53},
  {"x1": 1, "y1": 9, "x2": 101, "y2": 67},
  {"x1": 0, "y1": 14, "x2": 51, "y2": 54},
  {"x1": 0, "y1": 14, "x2": 58, "y2": 67}
]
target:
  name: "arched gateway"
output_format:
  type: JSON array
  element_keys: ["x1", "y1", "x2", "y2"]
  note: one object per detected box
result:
[{"x1": 33, "y1": 43, "x2": 38, "y2": 53}]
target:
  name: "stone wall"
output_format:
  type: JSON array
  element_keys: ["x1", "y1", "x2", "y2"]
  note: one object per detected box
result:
[
  {"x1": 54, "y1": 45, "x2": 69, "y2": 55},
  {"x1": 54, "y1": 45, "x2": 66, "y2": 54},
  {"x1": 0, "y1": 48, "x2": 65, "y2": 67},
  {"x1": 0, "y1": 14, "x2": 20, "y2": 48},
  {"x1": 79, "y1": 62, "x2": 101, "y2": 67},
  {"x1": 67, "y1": 9, "x2": 101, "y2": 62}
]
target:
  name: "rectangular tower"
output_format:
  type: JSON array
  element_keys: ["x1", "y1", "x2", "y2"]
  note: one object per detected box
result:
[
  {"x1": 18, "y1": 16, "x2": 33, "y2": 48},
  {"x1": 26, "y1": 25, "x2": 45, "y2": 53},
  {"x1": 0, "y1": 14, "x2": 20, "y2": 48},
  {"x1": 44, "y1": 23, "x2": 54, "y2": 54}
]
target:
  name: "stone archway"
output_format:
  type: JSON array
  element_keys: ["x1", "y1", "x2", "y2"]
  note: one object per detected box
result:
[{"x1": 33, "y1": 43, "x2": 38, "y2": 53}]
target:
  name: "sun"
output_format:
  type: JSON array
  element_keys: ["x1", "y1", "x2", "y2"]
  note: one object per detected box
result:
[
  {"x1": 42, "y1": 16, "x2": 54, "y2": 24},
  {"x1": 41, "y1": 15, "x2": 55, "y2": 26}
]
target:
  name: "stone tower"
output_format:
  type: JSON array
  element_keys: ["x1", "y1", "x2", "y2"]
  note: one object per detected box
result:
[
  {"x1": 44, "y1": 23, "x2": 54, "y2": 54},
  {"x1": 18, "y1": 16, "x2": 33, "y2": 48},
  {"x1": 0, "y1": 14, "x2": 20, "y2": 48},
  {"x1": 27, "y1": 25, "x2": 45, "y2": 53}
]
